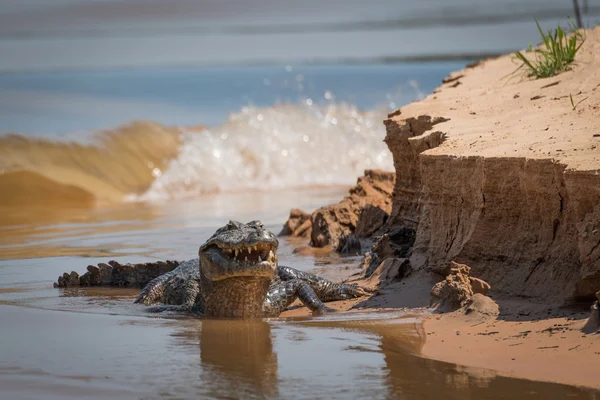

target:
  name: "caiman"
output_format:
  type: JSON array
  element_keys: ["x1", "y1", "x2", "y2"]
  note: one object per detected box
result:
[{"x1": 54, "y1": 220, "x2": 371, "y2": 318}]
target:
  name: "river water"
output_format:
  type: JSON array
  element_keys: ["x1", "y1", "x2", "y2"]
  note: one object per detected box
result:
[
  {"x1": 1, "y1": 190, "x2": 600, "y2": 399},
  {"x1": 2, "y1": 1, "x2": 600, "y2": 398}
]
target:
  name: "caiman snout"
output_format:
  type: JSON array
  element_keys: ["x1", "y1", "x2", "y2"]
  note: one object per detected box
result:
[{"x1": 198, "y1": 220, "x2": 278, "y2": 281}]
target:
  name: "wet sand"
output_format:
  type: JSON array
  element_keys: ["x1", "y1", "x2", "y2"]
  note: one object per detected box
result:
[
  {"x1": 422, "y1": 306, "x2": 600, "y2": 390},
  {"x1": 281, "y1": 276, "x2": 600, "y2": 391}
]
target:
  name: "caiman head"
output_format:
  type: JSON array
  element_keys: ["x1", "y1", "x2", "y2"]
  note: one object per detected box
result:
[{"x1": 198, "y1": 220, "x2": 278, "y2": 318}]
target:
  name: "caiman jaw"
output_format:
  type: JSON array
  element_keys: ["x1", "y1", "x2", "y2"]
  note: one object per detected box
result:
[
  {"x1": 221, "y1": 243, "x2": 276, "y2": 266},
  {"x1": 199, "y1": 242, "x2": 277, "y2": 282}
]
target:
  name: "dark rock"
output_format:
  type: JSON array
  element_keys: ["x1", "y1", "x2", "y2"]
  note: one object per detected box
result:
[
  {"x1": 337, "y1": 234, "x2": 362, "y2": 254},
  {"x1": 355, "y1": 205, "x2": 389, "y2": 238},
  {"x1": 309, "y1": 170, "x2": 395, "y2": 249}
]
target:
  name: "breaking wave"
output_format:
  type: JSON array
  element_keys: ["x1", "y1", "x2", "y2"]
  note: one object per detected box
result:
[
  {"x1": 134, "y1": 102, "x2": 392, "y2": 201},
  {"x1": 0, "y1": 101, "x2": 393, "y2": 207}
]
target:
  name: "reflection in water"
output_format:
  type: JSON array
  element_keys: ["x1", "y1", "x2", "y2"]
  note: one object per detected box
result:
[
  {"x1": 385, "y1": 349, "x2": 600, "y2": 400},
  {"x1": 293, "y1": 313, "x2": 600, "y2": 400},
  {"x1": 1, "y1": 301, "x2": 599, "y2": 399},
  {"x1": 380, "y1": 322, "x2": 599, "y2": 399},
  {"x1": 176, "y1": 319, "x2": 279, "y2": 399}
]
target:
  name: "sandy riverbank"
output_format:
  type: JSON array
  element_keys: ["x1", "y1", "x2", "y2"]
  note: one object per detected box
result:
[
  {"x1": 280, "y1": 278, "x2": 600, "y2": 390},
  {"x1": 281, "y1": 26, "x2": 600, "y2": 390},
  {"x1": 422, "y1": 303, "x2": 600, "y2": 390},
  {"x1": 394, "y1": 25, "x2": 600, "y2": 389}
]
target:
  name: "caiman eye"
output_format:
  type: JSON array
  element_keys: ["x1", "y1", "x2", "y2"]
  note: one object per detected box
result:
[
  {"x1": 248, "y1": 220, "x2": 263, "y2": 227},
  {"x1": 227, "y1": 220, "x2": 241, "y2": 229}
]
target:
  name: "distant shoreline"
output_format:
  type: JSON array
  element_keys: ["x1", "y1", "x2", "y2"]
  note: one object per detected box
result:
[{"x1": 0, "y1": 55, "x2": 487, "y2": 75}]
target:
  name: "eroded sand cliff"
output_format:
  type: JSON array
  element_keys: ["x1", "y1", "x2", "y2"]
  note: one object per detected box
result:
[
  {"x1": 279, "y1": 27, "x2": 600, "y2": 389},
  {"x1": 386, "y1": 27, "x2": 600, "y2": 303},
  {"x1": 286, "y1": 27, "x2": 600, "y2": 305}
]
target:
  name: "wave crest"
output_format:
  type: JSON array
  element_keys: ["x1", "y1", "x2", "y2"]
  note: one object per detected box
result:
[
  {"x1": 134, "y1": 102, "x2": 392, "y2": 201},
  {"x1": 0, "y1": 102, "x2": 393, "y2": 207},
  {"x1": 0, "y1": 121, "x2": 182, "y2": 206}
]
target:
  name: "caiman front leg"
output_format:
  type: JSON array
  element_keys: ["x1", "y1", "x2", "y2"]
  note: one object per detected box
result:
[
  {"x1": 264, "y1": 278, "x2": 336, "y2": 317},
  {"x1": 136, "y1": 259, "x2": 203, "y2": 313},
  {"x1": 277, "y1": 266, "x2": 373, "y2": 302}
]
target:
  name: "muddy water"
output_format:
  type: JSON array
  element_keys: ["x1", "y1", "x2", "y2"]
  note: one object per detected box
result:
[{"x1": 1, "y1": 190, "x2": 599, "y2": 399}]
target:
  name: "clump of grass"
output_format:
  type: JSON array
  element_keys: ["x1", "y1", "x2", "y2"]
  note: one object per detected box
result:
[{"x1": 515, "y1": 19, "x2": 585, "y2": 79}]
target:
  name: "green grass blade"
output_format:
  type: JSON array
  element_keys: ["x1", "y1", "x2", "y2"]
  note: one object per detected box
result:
[{"x1": 515, "y1": 19, "x2": 584, "y2": 79}]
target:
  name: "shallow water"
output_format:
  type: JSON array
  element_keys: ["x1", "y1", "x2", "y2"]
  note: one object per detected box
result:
[{"x1": 1, "y1": 191, "x2": 600, "y2": 399}]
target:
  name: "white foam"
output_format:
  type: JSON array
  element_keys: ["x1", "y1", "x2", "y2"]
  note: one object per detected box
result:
[{"x1": 133, "y1": 102, "x2": 393, "y2": 202}]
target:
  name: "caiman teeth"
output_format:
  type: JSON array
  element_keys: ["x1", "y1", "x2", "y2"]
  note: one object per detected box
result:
[{"x1": 217, "y1": 243, "x2": 275, "y2": 264}]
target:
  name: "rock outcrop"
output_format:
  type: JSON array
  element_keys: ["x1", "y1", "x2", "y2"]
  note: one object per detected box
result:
[
  {"x1": 380, "y1": 115, "x2": 448, "y2": 232},
  {"x1": 283, "y1": 28, "x2": 600, "y2": 306},
  {"x1": 279, "y1": 208, "x2": 312, "y2": 238},
  {"x1": 363, "y1": 227, "x2": 416, "y2": 278},
  {"x1": 413, "y1": 156, "x2": 600, "y2": 303},
  {"x1": 281, "y1": 169, "x2": 395, "y2": 250}
]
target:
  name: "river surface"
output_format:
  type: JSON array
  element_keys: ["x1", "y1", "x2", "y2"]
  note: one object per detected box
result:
[{"x1": 1, "y1": 190, "x2": 600, "y2": 399}]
